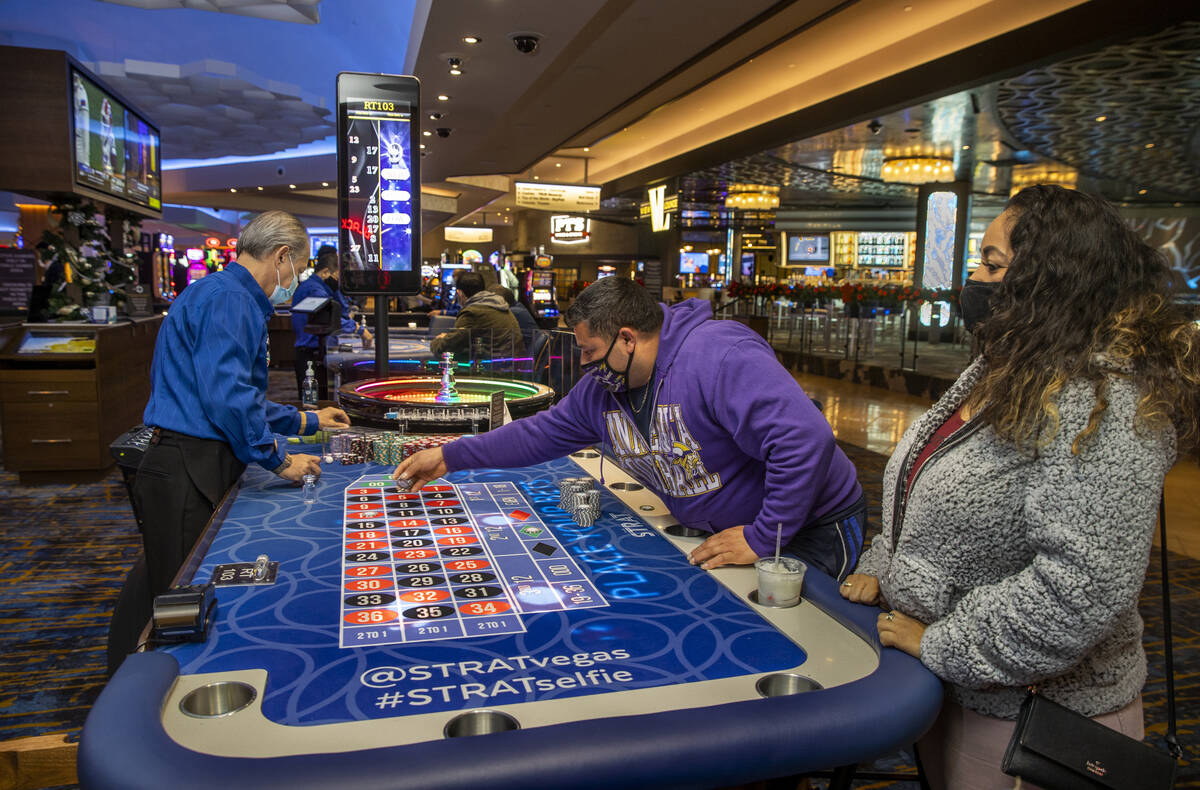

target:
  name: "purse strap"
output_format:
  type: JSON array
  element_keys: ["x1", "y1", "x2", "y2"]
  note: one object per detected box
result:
[{"x1": 1159, "y1": 493, "x2": 1182, "y2": 759}]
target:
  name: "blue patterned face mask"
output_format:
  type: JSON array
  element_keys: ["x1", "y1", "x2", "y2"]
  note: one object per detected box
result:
[{"x1": 581, "y1": 333, "x2": 633, "y2": 393}]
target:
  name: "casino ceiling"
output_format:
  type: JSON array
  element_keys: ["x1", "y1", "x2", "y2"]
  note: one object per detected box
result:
[{"x1": 1, "y1": 0, "x2": 1197, "y2": 241}]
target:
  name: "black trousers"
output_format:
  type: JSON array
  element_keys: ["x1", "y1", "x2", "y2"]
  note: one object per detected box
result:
[
  {"x1": 107, "y1": 430, "x2": 244, "y2": 673},
  {"x1": 294, "y1": 345, "x2": 328, "y2": 401}
]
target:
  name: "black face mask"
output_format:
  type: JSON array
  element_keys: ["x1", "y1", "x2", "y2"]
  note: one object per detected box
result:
[{"x1": 959, "y1": 279, "x2": 1000, "y2": 333}]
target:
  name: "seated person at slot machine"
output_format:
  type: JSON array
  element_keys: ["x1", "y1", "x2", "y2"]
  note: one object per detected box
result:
[
  {"x1": 396, "y1": 276, "x2": 866, "y2": 579},
  {"x1": 291, "y1": 247, "x2": 372, "y2": 399},
  {"x1": 430, "y1": 272, "x2": 526, "y2": 362},
  {"x1": 112, "y1": 211, "x2": 352, "y2": 663}
]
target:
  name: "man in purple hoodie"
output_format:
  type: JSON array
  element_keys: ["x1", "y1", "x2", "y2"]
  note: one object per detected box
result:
[{"x1": 393, "y1": 277, "x2": 866, "y2": 579}]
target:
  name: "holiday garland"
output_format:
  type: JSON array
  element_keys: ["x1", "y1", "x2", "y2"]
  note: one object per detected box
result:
[{"x1": 725, "y1": 280, "x2": 957, "y2": 308}]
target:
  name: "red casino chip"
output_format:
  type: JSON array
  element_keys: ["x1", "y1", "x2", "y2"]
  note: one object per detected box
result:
[
  {"x1": 345, "y1": 565, "x2": 391, "y2": 577},
  {"x1": 343, "y1": 609, "x2": 399, "y2": 625},
  {"x1": 444, "y1": 559, "x2": 491, "y2": 571},
  {"x1": 508, "y1": 509, "x2": 532, "y2": 521},
  {"x1": 398, "y1": 589, "x2": 451, "y2": 604},
  {"x1": 345, "y1": 578, "x2": 395, "y2": 592},
  {"x1": 460, "y1": 601, "x2": 513, "y2": 617}
]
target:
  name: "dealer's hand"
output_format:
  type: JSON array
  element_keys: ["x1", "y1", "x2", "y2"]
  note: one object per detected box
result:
[
  {"x1": 688, "y1": 526, "x2": 758, "y2": 570},
  {"x1": 839, "y1": 573, "x2": 882, "y2": 605},
  {"x1": 278, "y1": 453, "x2": 321, "y2": 483},
  {"x1": 315, "y1": 406, "x2": 351, "y2": 430},
  {"x1": 392, "y1": 446, "x2": 448, "y2": 492},
  {"x1": 877, "y1": 609, "x2": 926, "y2": 659}
]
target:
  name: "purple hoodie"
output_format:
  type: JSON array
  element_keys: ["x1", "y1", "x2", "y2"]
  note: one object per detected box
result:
[{"x1": 442, "y1": 299, "x2": 862, "y2": 557}]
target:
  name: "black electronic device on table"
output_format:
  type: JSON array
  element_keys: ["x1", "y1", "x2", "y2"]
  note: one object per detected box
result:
[
  {"x1": 336, "y1": 72, "x2": 421, "y2": 297},
  {"x1": 292, "y1": 295, "x2": 342, "y2": 399}
]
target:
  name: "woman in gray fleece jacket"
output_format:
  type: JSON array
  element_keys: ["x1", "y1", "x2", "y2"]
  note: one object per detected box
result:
[{"x1": 841, "y1": 185, "x2": 1200, "y2": 789}]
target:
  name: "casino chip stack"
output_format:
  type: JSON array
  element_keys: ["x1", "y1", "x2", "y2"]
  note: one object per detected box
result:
[
  {"x1": 559, "y1": 477, "x2": 601, "y2": 527},
  {"x1": 401, "y1": 434, "x2": 456, "y2": 460}
]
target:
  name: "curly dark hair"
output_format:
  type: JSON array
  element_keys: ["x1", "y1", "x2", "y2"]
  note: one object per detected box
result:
[{"x1": 967, "y1": 185, "x2": 1200, "y2": 454}]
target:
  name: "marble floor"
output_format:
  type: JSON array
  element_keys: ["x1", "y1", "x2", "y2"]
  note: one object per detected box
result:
[{"x1": 792, "y1": 371, "x2": 1200, "y2": 561}]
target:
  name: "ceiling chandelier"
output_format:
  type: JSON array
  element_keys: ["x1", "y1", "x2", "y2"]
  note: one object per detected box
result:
[
  {"x1": 1009, "y1": 163, "x2": 1078, "y2": 196},
  {"x1": 724, "y1": 184, "x2": 780, "y2": 210},
  {"x1": 880, "y1": 156, "x2": 955, "y2": 183}
]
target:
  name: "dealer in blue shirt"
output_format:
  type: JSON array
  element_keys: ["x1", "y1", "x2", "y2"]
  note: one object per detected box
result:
[
  {"x1": 135, "y1": 210, "x2": 351, "y2": 602},
  {"x1": 291, "y1": 246, "x2": 372, "y2": 399}
]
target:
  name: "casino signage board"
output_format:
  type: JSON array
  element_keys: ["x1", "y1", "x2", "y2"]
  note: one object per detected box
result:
[
  {"x1": 515, "y1": 182, "x2": 601, "y2": 212},
  {"x1": 336, "y1": 72, "x2": 421, "y2": 295},
  {"x1": 550, "y1": 215, "x2": 590, "y2": 244}
]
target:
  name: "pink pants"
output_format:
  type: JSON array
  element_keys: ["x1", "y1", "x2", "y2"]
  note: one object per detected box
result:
[{"x1": 916, "y1": 695, "x2": 1145, "y2": 790}]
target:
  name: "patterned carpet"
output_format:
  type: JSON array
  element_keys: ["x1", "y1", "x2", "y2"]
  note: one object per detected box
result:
[{"x1": 0, "y1": 439, "x2": 1196, "y2": 788}]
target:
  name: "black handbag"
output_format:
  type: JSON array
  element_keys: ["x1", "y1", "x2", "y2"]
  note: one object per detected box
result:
[{"x1": 1001, "y1": 495, "x2": 1182, "y2": 789}]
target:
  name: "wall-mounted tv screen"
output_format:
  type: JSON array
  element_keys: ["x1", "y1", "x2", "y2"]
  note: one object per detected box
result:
[
  {"x1": 788, "y1": 234, "x2": 830, "y2": 262},
  {"x1": 679, "y1": 251, "x2": 708, "y2": 274},
  {"x1": 71, "y1": 69, "x2": 161, "y2": 210}
]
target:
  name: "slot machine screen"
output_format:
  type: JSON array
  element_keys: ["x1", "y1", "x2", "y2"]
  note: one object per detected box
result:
[{"x1": 337, "y1": 72, "x2": 421, "y2": 295}]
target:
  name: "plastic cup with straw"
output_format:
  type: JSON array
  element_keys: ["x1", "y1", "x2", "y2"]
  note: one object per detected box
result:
[{"x1": 755, "y1": 521, "x2": 806, "y2": 607}]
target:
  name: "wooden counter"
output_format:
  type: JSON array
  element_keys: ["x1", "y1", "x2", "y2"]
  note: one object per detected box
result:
[{"x1": 0, "y1": 317, "x2": 162, "y2": 483}]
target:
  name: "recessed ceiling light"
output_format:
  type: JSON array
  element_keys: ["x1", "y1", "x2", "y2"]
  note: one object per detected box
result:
[
  {"x1": 257, "y1": 186, "x2": 263, "y2": 191},
  {"x1": 229, "y1": 188, "x2": 237, "y2": 192},
  {"x1": 321, "y1": 181, "x2": 329, "y2": 187},
  {"x1": 555, "y1": 162, "x2": 562, "y2": 167},
  {"x1": 289, "y1": 184, "x2": 296, "y2": 189},
  {"x1": 583, "y1": 147, "x2": 590, "y2": 152},
  {"x1": 533, "y1": 175, "x2": 539, "y2": 180},
  {"x1": 437, "y1": 94, "x2": 450, "y2": 101},
  {"x1": 423, "y1": 130, "x2": 432, "y2": 137},
  {"x1": 429, "y1": 113, "x2": 442, "y2": 121},
  {"x1": 1095, "y1": 115, "x2": 1107, "y2": 122},
  {"x1": 463, "y1": 35, "x2": 481, "y2": 44},
  {"x1": 449, "y1": 67, "x2": 463, "y2": 75},
  {"x1": 1145, "y1": 143, "x2": 1155, "y2": 149},
  {"x1": 1138, "y1": 188, "x2": 1148, "y2": 195},
  {"x1": 961, "y1": 145, "x2": 970, "y2": 150},
  {"x1": 419, "y1": 143, "x2": 426, "y2": 149}
]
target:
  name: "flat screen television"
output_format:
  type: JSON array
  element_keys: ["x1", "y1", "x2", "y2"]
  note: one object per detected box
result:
[
  {"x1": 787, "y1": 234, "x2": 830, "y2": 262},
  {"x1": 71, "y1": 68, "x2": 161, "y2": 211},
  {"x1": 679, "y1": 251, "x2": 708, "y2": 274}
]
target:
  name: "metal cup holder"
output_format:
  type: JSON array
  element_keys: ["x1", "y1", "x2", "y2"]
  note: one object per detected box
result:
[
  {"x1": 570, "y1": 450, "x2": 601, "y2": 459},
  {"x1": 609, "y1": 481, "x2": 644, "y2": 491},
  {"x1": 444, "y1": 709, "x2": 520, "y2": 738},
  {"x1": 179, "y1": 681, "x2": 257, "y2": 718},
  {"x1": 755, "y1": 673, "x2": 822, "y2": 698},
  {"x1": 664, "y1": 524, "x2": 705, "y2": 537}
]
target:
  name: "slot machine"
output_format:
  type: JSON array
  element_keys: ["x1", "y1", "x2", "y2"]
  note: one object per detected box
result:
[{"x1": 525, "y1": 254, "x2": 558, "y2": 329}]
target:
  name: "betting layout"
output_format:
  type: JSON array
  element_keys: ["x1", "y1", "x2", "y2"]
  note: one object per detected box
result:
[{"x1": 341, "y1": 475, "x2": 608, "y2": 648}]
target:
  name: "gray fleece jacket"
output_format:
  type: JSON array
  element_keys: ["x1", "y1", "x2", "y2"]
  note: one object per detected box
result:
[{"x1": 856, "y1": 357, "x2": 1175, "y2": 719}]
